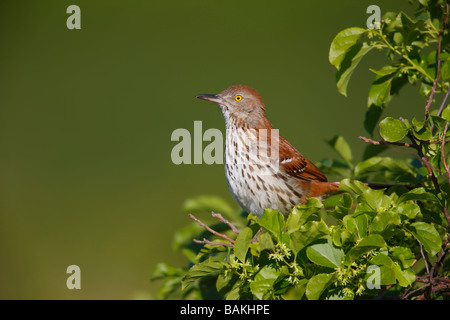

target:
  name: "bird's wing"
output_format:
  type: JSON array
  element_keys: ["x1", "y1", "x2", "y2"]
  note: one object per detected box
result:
[{"x1": 278, "y1": 136, "x2": 328, "y2": 182}]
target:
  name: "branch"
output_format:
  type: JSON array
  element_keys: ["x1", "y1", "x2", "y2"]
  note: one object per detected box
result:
[
  {"x1": 188, "y1": 213, "x2": 236, "y2": 246},
  {"x1": 407, "y1": 133, "x2": 442, "y2": 193},
  {"x1": 437, "y1": 89, "x2": 450, "y2": 119},
  {"x1": 442, "y1": 121, "x2": 450, "y2": 190},
  {"x1": 193, "y1": 238, "x2": 233, "y2": 247},
  {"x1": 416, "y1": 276, "x2": 450, "y2": 285},
  {"x1": 402, "y1": 275, "x2": 450, "y2": 300},
  {"x1": 211, "y1": 212, "x2": 241, "y2": 235},
  {"x1": 401, "y1": 283, "x2": 430, "y2": 300},
  {"x1": 420, "y1": 241, "x2": 430, "y2": 275},
  {"x1": 376, "y1": 28, "x2": 437, "y2": 85},
  {"x1": 429, "y1": 245, "x2": 448, "y2": 282},
  {"x1": 424, "y1": 1, "x2": 449, "y2": 119},
  {"x1": 442, "y1": 121, "x2": 450, "y2": 227},
  {"x1": 358, "y1": 136, "x2": 415, "y2": 149}
]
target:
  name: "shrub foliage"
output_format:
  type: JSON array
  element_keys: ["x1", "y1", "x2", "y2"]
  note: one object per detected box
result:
[{"x1": 152, "y1": 0, "x2": 450, "y2": 300}]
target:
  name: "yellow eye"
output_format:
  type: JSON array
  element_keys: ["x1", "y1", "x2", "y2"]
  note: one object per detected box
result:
[{"x1": 235, "y1": 95, "x2": 242, "y2": 101}]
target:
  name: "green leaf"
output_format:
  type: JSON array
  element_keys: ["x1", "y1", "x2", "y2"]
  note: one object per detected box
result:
[
  {"x1": 430, "y1": 115, "x2": 448, "y2": 132},
  {"x1": 396, "y1": 202, "x2": 420, "y2": 219},
  {"x1": 378, "y1": 266, "x2": 397, "y2": 286},
  {"x1": 368, "y1": 73, "x2": 395, "y2": 107},
  {"x1": 369, "y1": 65, "x2": 399, "y2": 77},
  {"x1": 430, "y1": 150, "x2": 445, "y2": 173},
  {"x1": 234, "y1": 227, "x2": 253, "y2": 262},
  {"x1": 420, "y1": 81, "x2": 432, "y2": 97},
  {"x1": 379, "y1": 117, "x2": 410, "y2": 142},
  {"x1": 393, "y1": 32, "x2": 404, "y2": 45},
  {"x1": 250, "y1": 209, "x2": 284, "y2": 242},
  {"x1": 411, "y1": 116, "x2": 432, "y2": 141},
  {"x1": 327, "y1": 135, "x2": 353, "y2": 168},
  {"x1": 290, "y1": 220, "x2": 329, "y2": 254},
  {"x1": 306, "y1": 240, "x2": 344, "y2": 268},
  {"x1": 364, "y1": 264, "x2": 397, "y2": 286},
  {"x1": 338, "y1": 178, "x2": 368, "y2": 195},
  {"x1": 412, "y1": 117, "x2": 426, "y2": 130},
  {"x1": 250, "y1": 265, "x2": 281, "y2": 300},
  {"x1": 331, "y1": 227, "x2": 353, "y2": 247},
  {"x1": 286, "y1": 198, "x2": 323, "y2": 232},
  {"x1": 397, "y1": 187, "x2": 440, "y2": 203},
  {"x1": 343, "y1": 214, "x2": 368, "y2": 239},
  {"x1": 257, "y1": 232, "x2": 275, "y2": 252},
  {"x1": 182, "y1": 260, "x2": 224, "y2": 290},
  {"x1": 370, "y1": 209, "x2": 401, "y2": 233},
  {"x1": 442, "y1": 105, "x2": 450, "y2": 122},
  {"x1": 331, "y1": 226, "x2": 343, "y2": 247},
  {"x1": 359, "y1": 234, "x2": 387, "y2": 247},
  {"x1": 329, "y1": 193, "x2": 353, "y2": 220},
  {"x1": 440, "y1": 60, "x2": 450, "y2": 81},
  {"x1": 390, "y1": 247, "x2": 415, "y2": 268},
  {"x1": 329, "y1": 27, "x2": 367, "y2": 69},
  {"x1": 305, "y1": 273, "x2": 335, "y2": 300},
  {"x1": 409, "y1": 222, "x2": 442, "y2": 256},
  {"x1": 370, "y1": 252, "x2": 394, "y2": 267},
  {"x1": 345, "y1": 234, "x2": 387, "y2": 263},
  {"x1": 413, "y1": 127, "x2": 432, "y2": 141},
  {"x1": 216, "y1": 275, "x2": 242, "y2": 300},
  {"x1": 355, "y1": 156, "x2": 416, "y2": 183},
  {"x1": 327, "y1": 288, "x2": 355, "y2": 300},
  {"x1": 336, "y1": 43, "x2": 374, "y2": 96},
  {"x1": 393, "y1": 265, "x2": 416, "y2": 287},
  {"x1": 361, "y1": 187, "x2": 392, "y2": 211}
]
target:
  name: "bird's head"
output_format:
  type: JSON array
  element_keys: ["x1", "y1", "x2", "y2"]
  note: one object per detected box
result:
[{"x1": 197, "y1": 84, "x2": 267, "y2": 128}]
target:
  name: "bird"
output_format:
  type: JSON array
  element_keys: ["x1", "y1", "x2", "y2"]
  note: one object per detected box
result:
[{"x1": 196, "y1": 84, "x2": 340, "y2": 218}]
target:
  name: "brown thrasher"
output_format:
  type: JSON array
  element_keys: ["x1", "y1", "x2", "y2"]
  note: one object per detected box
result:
[{"x1": 197, "y1": 84, "x2": 340, "y2": 218}]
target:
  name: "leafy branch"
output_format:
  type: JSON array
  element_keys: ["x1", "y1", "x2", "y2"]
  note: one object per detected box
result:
[{"x1": 329, "y1": 0, "x2": 450, "y2": 299}]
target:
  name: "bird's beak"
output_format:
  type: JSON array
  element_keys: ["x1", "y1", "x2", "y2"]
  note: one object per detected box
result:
[{"x1": 196, "y1": 94, "x2": 223, "y2": 104}]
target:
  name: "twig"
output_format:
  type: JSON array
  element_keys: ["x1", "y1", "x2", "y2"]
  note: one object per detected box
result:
[
  {"x1": 211, "y1": 212, "x2": 241, "y2": 235},
  {"x1": 193, "y1": 238, "x2": 233, "y2": 247},
  {"x1": 431, "y1": 89, "x2": 450, "y2": 133},
  {"x1": 403, "y1": 275, "x2": 450, "y2": 300},
  {"x1": 360, "y1": 132, "x2": 442, "y2": 190},
  {"x1": 442, "y1": 121, "x2": 450, "y2": 189},
  {"x1": 416, "y1": 275, "x2": 450, "y2": 284},
  {"x1": 424, "y1": 1, "x2": 449, "y2": 119},
  {"x1": 441, "y1": 122, "x2": 450, "y2": 227},
  {"x1": 188, "y1": 213, "x2": 236, "y2": 245},
  {"x1": 401, "y1": 283, "x2": 430, "y2": 300},
  {"x1": 389, "y1": 146, "x2": 420, "y2": 159},
  {"x1": 407, "y1": 133, "x2": 442, "y2": 193},
  {"x1": 429, "y1": 247, "x2": 448, "y2": 284},
  {"x1": 437, "y1": 89, "x2": 450, "y2": 118},
  {"x1": 251, "y1": 227, "x2": 263, "y2": 243},
  {"x1": 358, "y1": 136, "x2": 414, "y2": 148},
  {"x1": 430, "y1": 138, "x2": 450, "y2": 144},
  {"x1": 419, "y1": 241, "x2": 430, "y2": 275}
]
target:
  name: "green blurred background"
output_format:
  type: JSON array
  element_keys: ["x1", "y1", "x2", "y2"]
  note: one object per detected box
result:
[{"x1": 0, "y1": 0, "x2": 423, "y2": 299}]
